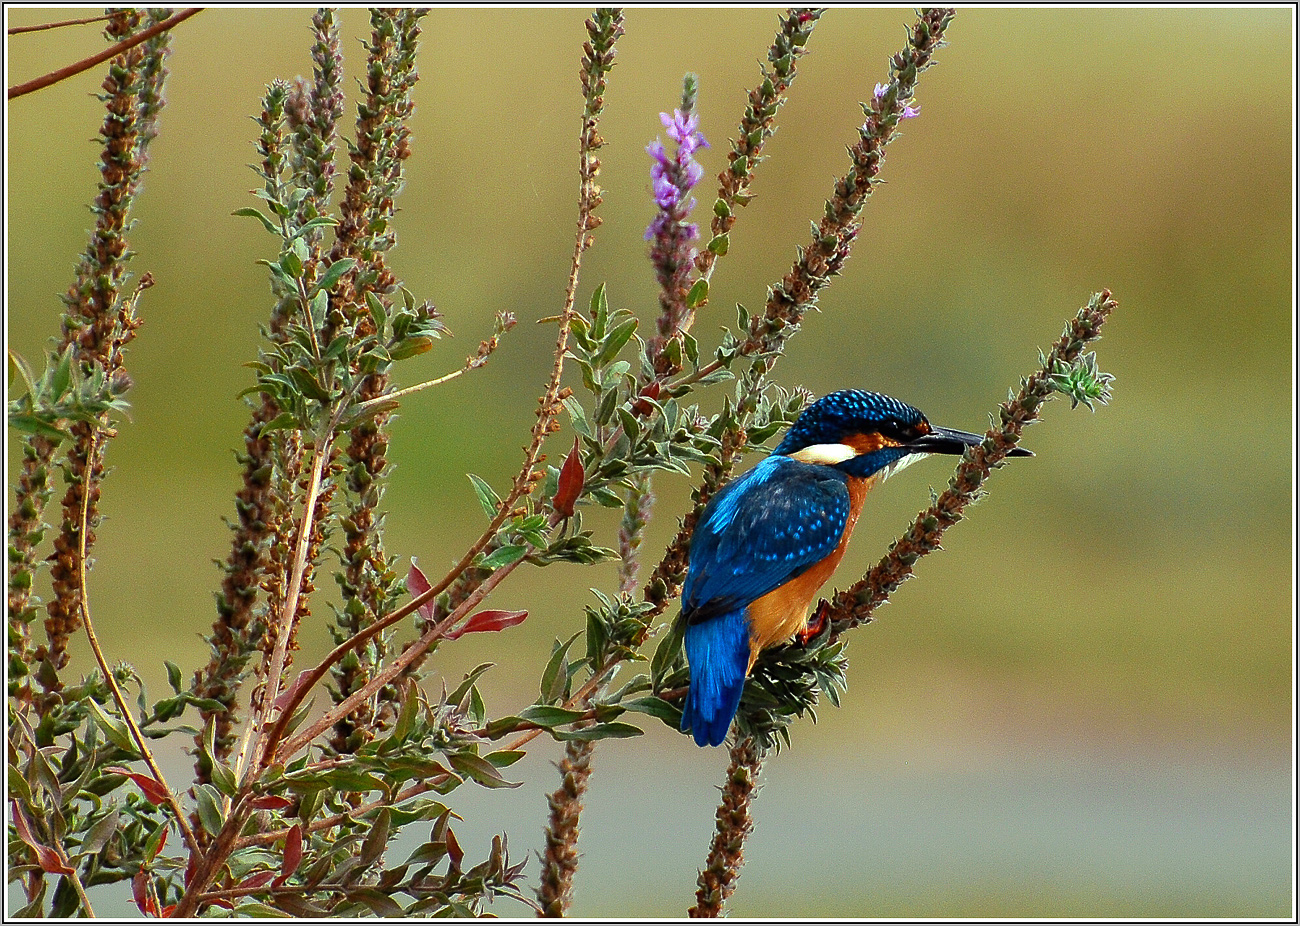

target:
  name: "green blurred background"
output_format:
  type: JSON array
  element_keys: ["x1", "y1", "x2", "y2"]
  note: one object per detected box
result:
[{"x1": 6, "y1": 6, "x2": 1293, "y2": 918}]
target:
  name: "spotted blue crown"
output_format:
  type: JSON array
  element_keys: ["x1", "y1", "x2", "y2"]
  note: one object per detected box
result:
[{"x1": 775, "y1": 390, "x2": 926, "y2": 453}]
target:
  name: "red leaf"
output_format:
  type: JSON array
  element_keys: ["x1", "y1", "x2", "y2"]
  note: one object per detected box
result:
[
  {"x1": 251, "y1": 794, "x2": 294, "y2": 811},
  {"x1": 273, "y1": 671, "x2": 311, "y2": 712},
  {"x1": 275, "y1": 823, "x2": 302, "y2": 887},
  {"x1": 632, "y1": 380, "x2": 661, "y2": 416},
  {"x1": 149, "y1": 826, "x2": 168, "y2": 862},
  {"x1": 446, "y1": 826, "x2": 464, "y2": 870},
  {"x1": 133, "y1": 870, "x2": 156, "y2": 917},
  {"x1": 405, "y1": 560, "x2": 436, "y2": 622},
  {"x1": 445, "y1": 609, "x2": 528, "y2": 641},
  {"x1": 552, "y1": 436, "x2": 583, "y2": 518},
  {"x1": 105, "y1": 767, "x2": 170, "y2": 806},
  {"x1": 238, "y1": 870, "x2": 277, "y2": 891},
  {"x1": 10, "y1": 801, "x2": 74, "y2": 876},
  {"x1": 161, "y1": 905, "x2": 177, "y2": 918}
]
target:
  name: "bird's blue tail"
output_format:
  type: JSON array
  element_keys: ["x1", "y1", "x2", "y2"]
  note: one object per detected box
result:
[{"x1": 681, "y1": 610, "x2": 750, "y2": 747}]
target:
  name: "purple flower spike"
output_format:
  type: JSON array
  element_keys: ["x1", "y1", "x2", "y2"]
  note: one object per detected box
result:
[
  {"x1": 901, "y1": 101, "x2": 920, "y2": 119},
  {"x1": 646, "y1": 75, "x2": 710, "y2": 362},
  {"x1": 644, "y1": 95, "x2": 709, "y2": 251}
]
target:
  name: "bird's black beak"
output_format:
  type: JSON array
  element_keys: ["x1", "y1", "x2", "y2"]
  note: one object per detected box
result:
[{"x1": 906, "y1": 425, "x2": 1033, "y2": 457}]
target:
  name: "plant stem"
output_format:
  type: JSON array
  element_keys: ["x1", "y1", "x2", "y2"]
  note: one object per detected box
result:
[
  {"x1": 74, "y1": 434, "x2": 201, "y2": 857},
  {"x1": 244, "y1": 433, "x2": 332, "y2": 777},
  {"x1": 8, "y1": 12, "x2": 116, "y2": 34},
  {"x1": 689, "y1": 737, "x2": 763, "y2": 917}
]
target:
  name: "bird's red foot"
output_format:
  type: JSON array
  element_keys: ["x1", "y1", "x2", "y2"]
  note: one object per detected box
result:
[{"x1": 798, "y1": 599, "x2": 830, "y2": 645}]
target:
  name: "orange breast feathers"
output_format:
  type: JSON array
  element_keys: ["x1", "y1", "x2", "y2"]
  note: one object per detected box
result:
[{"x1": 744, "y1": 475, "x2": 872, "y2": 668}]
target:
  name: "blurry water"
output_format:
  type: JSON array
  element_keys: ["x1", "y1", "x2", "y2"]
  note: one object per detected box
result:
[{"x1": 13, "y1": 728, "x2": 1290, "y2": 919}]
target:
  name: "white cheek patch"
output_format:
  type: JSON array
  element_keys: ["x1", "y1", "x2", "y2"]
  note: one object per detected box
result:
[
  {"x1": 790, "y1": 442, "x2": 858, "y2": 465},
  {"x1": 877, "y1": 452, "x2": 927, "y2": 481}
]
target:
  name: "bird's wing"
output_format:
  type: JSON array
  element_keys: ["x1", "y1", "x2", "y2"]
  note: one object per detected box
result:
[{"x1": 683, "y1": 455, "x2": 851, "y2": 624}]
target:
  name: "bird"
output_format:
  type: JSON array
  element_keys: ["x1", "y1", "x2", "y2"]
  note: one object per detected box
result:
[{"x1": 679, "y1": 389, "x2": 1032, "y2": 746}]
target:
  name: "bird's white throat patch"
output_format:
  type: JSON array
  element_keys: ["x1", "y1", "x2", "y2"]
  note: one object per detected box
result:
[
  {"x1": 790, "y1": 442, "x2": 930, "y2": 480},
  {"x1": 789, "y1": 442, "x2": 858, "y2": 465}
]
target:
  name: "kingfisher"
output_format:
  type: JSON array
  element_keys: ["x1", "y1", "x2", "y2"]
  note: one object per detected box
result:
[{"x1": 679, "y1": 389, "x2": 1032, "y2": 746}]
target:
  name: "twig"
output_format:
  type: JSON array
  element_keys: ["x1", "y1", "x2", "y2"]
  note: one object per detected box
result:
[
  {"x1": 244, "y1": 433, "x2": 333, "y2": 777},
  {"x1": 8, "y1": 12, "x2": 116, "y2": 34},
  {"x1": 66, "y1": 867, "x2": 96, "y2": 917},
  {"x1": 233, "y1": 777, "x2": 449, "y2": 850},
  {"x1": 273, "y1": 549, "x2": 528, "y2": 761},
  {"x1": 74, "y1": 434, "x2": 201, "y2": 857},
  {"x1": 350, "y1": 363, "x2": 477, "y2": 416},
  {"x1": 7, "y1": 8, "x2": 201, "y2": 100}
]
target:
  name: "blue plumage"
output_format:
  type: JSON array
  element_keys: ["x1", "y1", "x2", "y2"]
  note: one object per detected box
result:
[
  {"x1": 680, "y1": 607, "x2": 750, "y2": 747},
  {"x1": 680, "y1": 456, "x2": 850, "y2": 746}
]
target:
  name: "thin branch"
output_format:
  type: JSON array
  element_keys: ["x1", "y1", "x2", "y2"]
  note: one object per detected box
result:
[
  {"x1": 7, "y1": 8, "x2": 202, "y2": 100},
  {"x1": 273, "y1": 550, "x2": 527, "y2": 762},
  {"x1": 74, "y1": 434, "x2": 202, "y2": 857},
  {"x1": 66, "y1": 867, "x2": 96, "y2": 917},
  {"x1": 8, "y1": 12, "x2": 116, "y2": 34},
  {"x1": 244, "y1": 434, "x2": 332, "y2": 777},
  {"x1": 350, "y1": 359, "x2": 482, "y2": 417}
]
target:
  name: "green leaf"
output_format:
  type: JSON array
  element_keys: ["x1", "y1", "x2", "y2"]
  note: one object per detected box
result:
[
  {"x1": 7, "y1": 349, "x2": 37, "y2": 397},
  {"x1": 620, "y1": 696, "x2": 681, "y2": 724},
  {"x1": 358, "y1": 807, "x2": 391, "y2": 869},
  {"x1": 347, "y1": 889, "x2": 403, "y2": 918},
  {"x1": 50, "y1": 346, "x2": 73, "y2": 401},
  {"x1": 380, "y1": 684, "x2": 419, "y2": 750},
  {"x1": 589, "y1": 283, "x2": 609, "y2": 338},
  {"x1": 707, "y1": 233, "x2": 729, "y2": 256},
  {"x1": 280, "y1": 247, "x2": 304, "y2": 279},
  {"x1": 143, "y1": 818, "x2": 169, "y2": 862},
  {"x1": 449, "y1": 752, "x2": 521, "y2": 789},
  {"x1": 7, "y1": 415, "x2": 70, "y2": 442},
  {"x1": 485, "y1": 749, "x2": 525, "y2": 768},
  {"x1": 233, "y1": 902, "x2": 293, "y2": 918},
  {"x1": 365, "y1": 291, "x2": 388, "y2": 336},
  {"x1": 232, "y1": 207, "x2": 278, "y2": 235},
  {"x1": 650, "y1": 614, "x2": 687, "y2": 689},
  {"x1": 595, "y1": 318, "x2": 639, "y2": 367},
  {"x1": 447, "y1": 664, "x2": 494, "y2": 706},
  {"x1": 87, "y1": 700, "x2": 136, "y2": 755},
  {"x1": 540, "y1": 632, "x2": 581, "y2": 704},
  {"x1": 209, "y1": 757, "x2": 239, "y2": 799},
  {"x1": 298, "y1": 215, "x2": 340, "y2": 231},
  {"x1": 389, "y1": 336, "x2": 434, "y2": 361},
  {"x1": 479, "y1": 544, "x2": 526, "y2": 570},
  {"x1": 563, "y1": 396, "x2": 592, "y2": 439},
  {"x1": 686, "y1": 278, "x2": 709, "y2": 308},
  {"x1": 551, "y1": 721, "x2": 643, "y2": 742},
  {"x1": 164, "y1": 660, "x2": 183, "y2": 694},
  {"x1": 77, "y1": 807, "x2": 120, "y2": 857},
  {"x1": 312, "y1": 257, "x2": 357, "y2": 295},
  {"x1": 466, "y1": 474, "x2": 501, "y2": 518},
  {"x1": 518, "y1": 705, "x2": 586, "y2": 728},
  {"x1": 194, "y1": 784, "x2": 224, "y2": 837}
]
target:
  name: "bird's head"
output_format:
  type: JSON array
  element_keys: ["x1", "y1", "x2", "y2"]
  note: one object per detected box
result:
[{"x1": 773, "y1": 389, "x2": 1031, "y2": 481}]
